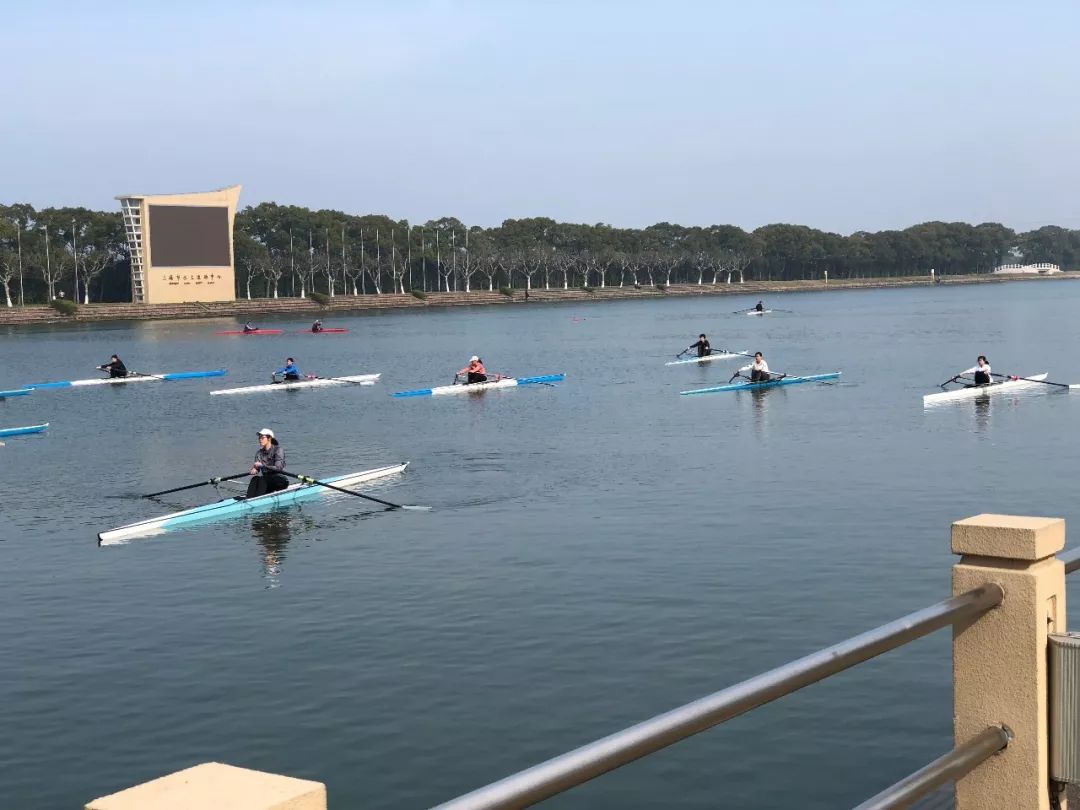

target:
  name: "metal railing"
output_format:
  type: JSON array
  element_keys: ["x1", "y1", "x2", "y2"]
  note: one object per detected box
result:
[{"x1": 433, "y1": 583, "x2": 1005, "y2": 810}]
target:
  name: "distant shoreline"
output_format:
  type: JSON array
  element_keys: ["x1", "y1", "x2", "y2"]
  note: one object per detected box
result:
[{"x1": 0, "y1": 272, "x2": 1075, "y2": 327}]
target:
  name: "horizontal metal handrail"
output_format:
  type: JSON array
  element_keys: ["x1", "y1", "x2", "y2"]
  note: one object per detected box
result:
[
  {"x1": 1061, "y1": 546, "x2": 1080, "y2": 575},
  {"x1": 433, "y1": 583, "x2": 1005, "y2": 810},
  {"x1": 852, "y1": 725, "x2": 1011, "y2": 809}
]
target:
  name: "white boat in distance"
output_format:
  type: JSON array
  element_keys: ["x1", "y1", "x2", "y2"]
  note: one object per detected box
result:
[
  {"x1": 665, "y1": 350, "x2": 747, "y2": 366},
  {"x1": 922, "y1": 373, "x2": 1049, "y2": 405},
  {"x1": 210, "y1": 374, "x2": 380, "y2": 396}
]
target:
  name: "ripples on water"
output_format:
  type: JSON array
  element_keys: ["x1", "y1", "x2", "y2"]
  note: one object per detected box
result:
[{"x1": 3, "y1": 281, "x2": 1080, "y2": 808}]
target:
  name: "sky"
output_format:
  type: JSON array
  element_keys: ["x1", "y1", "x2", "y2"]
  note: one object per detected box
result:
[{"x1": 2, "y1": 0, "x2": 1079, "y2": 234}]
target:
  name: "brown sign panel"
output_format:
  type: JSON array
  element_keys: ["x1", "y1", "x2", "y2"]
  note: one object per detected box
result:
[{"x1": 149, "y1": 205, "x2": 230, "y2": 267}]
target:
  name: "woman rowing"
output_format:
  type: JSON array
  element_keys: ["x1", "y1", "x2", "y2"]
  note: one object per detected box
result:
[
  {"x1": 754, "y1": 301, "x2": 765, "y2": 312},
  {"x1": 98, "y1": 354, "x2": 128, "y2": 378},
  {"x1": 243, "y1": 321, "x2": 258, "y2": 334},
  {"x1": 959, "y1": 356, "x2": 992, "y2": 386},
  {"x1": 737, "y1": 351, "x2": 772, "y2": 383},
  {"x1": 311, "y1": 319, "x2": 324, "y2": 333},
  {"x1": 459, "y1": 356, "x2": 487, "y2": 384},
  {"x1": 247, "y1": 428, "x2": 288, "y2": 497},
  {"x1": 273, "y1": 357, "x2": 303, "y2": 383},
  {"x1": 683, "y1": 334, "x2": 712, "y2": 358}
]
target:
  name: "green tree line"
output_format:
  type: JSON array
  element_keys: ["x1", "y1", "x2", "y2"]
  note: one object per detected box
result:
[{"x1": 2, "y1": 200, "x2": 1079, "y2": 304}]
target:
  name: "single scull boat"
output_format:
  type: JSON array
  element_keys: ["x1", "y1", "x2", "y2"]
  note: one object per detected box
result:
[
  {"x1": 98, "y1": 462, "x2": 409, "y2": 545},
  {"x1": 302, "y1": 328, "x2": 349, "y2": 334},
  {"x1": 0, "y1": 423, "x2": 48, "y2": 437},
  {"x1": 681, "y1": 372, "x2": 840, "y2": 395},
  {"x1": 26, "y1": 370, "x2": 227, "y2": 389},
  {"x1": 0, "y1": 388, "x2": 32, "y2": 398},
  {"x1": 666, "y1": 351, "x2": 746, "y2": 367},
  {"x1": 392, "y1": 373, "x2": 565, "y2": 398},
  {"x1": 922, "y1": 373, "x2": 1049, "y2": 405},
  {"x1": 210, "y1": 374, "x2": 380, "y2": 395},
  {"x1": 215, "y1": 329, "x2": 283, "y2": 335}
]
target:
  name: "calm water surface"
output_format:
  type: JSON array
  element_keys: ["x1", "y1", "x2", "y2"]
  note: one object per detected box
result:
[{"x1": 3, "y1": 280, "x2": 1080, "y2": 808}]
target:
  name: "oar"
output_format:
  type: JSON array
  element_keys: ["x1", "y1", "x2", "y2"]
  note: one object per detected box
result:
[
  {"x1": 95, "y1": 366, "x2": 167, "y2": 382},
  {"x1": 313, "y1": 375, "x2": 377, "y2": 386},
  {"x1": 278, "y1": 469, "x2": 430, "y2": 511},
  {"x1": 715, "y1": 348, "x2": 757, "y2": 360},
  {"x1": 989, "y1": 372, "x2": 1080, "y2": 390},
  {"x1": 144, "y1": 472, "x2": 251, "y2": 498}
]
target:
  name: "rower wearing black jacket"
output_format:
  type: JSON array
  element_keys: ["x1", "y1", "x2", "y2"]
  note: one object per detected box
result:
[
  {"x1": 685, "y1": 334, "x2": 712, "y2": 358},
  {"x1": 99, "y1": 355, "x2": 127, "y2": 378}
]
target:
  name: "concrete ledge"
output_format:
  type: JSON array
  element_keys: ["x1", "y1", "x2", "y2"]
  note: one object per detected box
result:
[
  {"x1": 952, "y1": 514, "x2": 1065, "y2": 560},
  {"x1": 86, "y1": 762, "x2": 327, "y2": 810}
]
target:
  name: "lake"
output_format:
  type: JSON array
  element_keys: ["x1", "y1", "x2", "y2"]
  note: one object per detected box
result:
[{"x1": 2, "y1": 279, "x2": 1079, "y2": 808}]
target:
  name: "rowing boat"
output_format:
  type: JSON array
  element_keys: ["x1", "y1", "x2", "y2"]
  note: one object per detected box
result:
[
  {"x1": 392, "y1": 373, "x2": 565, "y2": 398},
  {"x1": 210, "y1": 373, "x2": 380, "y2": 396},
  {"x1": 922, "y1": 373, "x2": 1048, "y2": 405},
  {"x1": 98, "y1": 462, "x2": 409, "y2": 545},
  {"x1": 746, "y1": 309, "x2": 772, "y2": 316},
  {"x1": 665, "y1": 351, "x2": 746, "y2": 367},
  {"x1": 26, "y1": 370, "x2": 227, "y2": 389},
  {"x1": 214, "y1": 329, "x2": 283, "y2": 335},
  {"x1": 0, "y1": 423, "x2": 48, "y2": 437},
  {"x1": 0, "y1": 388, "x2": 32, "y2": 398},
  {"x1": 681, "y1": 372, "x2": 840, "y2": 395},
  {"x1": 302, "y1": 328, "x2": 349, "y2": 334}
]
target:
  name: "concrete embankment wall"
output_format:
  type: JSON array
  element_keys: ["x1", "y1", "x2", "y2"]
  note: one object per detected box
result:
[{"x1": 2, "y1": 272, "x2": 1075, "y2": 327}]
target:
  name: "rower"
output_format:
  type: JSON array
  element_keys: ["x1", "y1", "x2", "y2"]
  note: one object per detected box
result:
[
  {"x1": 273, "y1": 357, "x2": 302, "y2": 383},
  {"x1": 98, "y1": 354, "x2": 128, "y2": 378},
  {"x1": 247, "y1": 428, "x2": 288, "y2": 497},
  {"x1": 311, "y1": 319, "x2": 324, "y2": 333},
  {"x1": 685, "y1": 334, "x2": 712, "y2": 358},
  {"x1": 243, "y1": 321, "x2": 257, "y2": 334},
  {"x1": 738, "y1": 351, "x2": 771, "y2": 383},
  {"x1": 459, "y1": 355, "x2": 487, "y2": 384},
  {"x1": 960, "y1": 355, "x2": 992, "y2": 386},
  {"x1": 754, "y1": 301, "x2": 765, "y2": 312}
]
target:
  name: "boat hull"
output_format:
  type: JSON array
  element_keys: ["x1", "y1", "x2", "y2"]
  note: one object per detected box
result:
[
  {"x1": 922, "y1": 373, "x2": 1048, "y2": 405},
  {"x1": 665, "y1": 351, "x2": 746, "y2": 366},
  {"x1": 98, "y1": 463, "x2": 409, "y2": 545},
  {"x1": 210, "y1": 373, "x2": 380, "y2": 395},
  {"x1": 681, "y1": 372, "x2": 841, "y2": 395},
  {"x1": 302, "y1": 328, "x2": 349, "y2": 334},
  {"x1": 26, "y1": 370, "x2": 227, "y2": 389},
  {"x1": 214, "y1": 329, "x2": 283, "y2": 335},
  {"x1": 0, "y1": 389, "x2": 32, "y2": 398},
  {"x1": 392, "y1": 373, "x2": 565, "y2": 398},
  {"x1": 0, "y1": 423, "x2": 48, "y2": 437}
]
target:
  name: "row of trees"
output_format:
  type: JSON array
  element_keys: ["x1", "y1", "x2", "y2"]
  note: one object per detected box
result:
[{"x1": 3, "y1": 200, "x2": 1080, "y2": 305}]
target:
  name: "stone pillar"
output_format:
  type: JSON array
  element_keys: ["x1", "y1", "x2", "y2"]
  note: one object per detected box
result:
[
  {"x1": 952, "y1": 514, "x2": 1067, "y2": 810},
  {"x1": 86, "y1": 762, "x2": 326, "y2": 810}
]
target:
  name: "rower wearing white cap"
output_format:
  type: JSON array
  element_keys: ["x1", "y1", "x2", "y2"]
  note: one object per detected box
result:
[
  {"x1": 248, "y1": 428, "x2": 288, "y2": 497},
  {"x1": 458, "y1": 355, "x2": 488, "y2": 385}
]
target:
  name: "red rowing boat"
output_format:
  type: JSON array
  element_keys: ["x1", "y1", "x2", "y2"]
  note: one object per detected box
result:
[
  {"x1": 301, "y1": 328, "x2": 349, "y2": 334},
  {"x1": 214, "y1": 329, "x2": 284, "y2": 335}
]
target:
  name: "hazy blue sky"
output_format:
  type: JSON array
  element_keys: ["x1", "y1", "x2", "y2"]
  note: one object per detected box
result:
[{"x1": 3, "y1": 1, "x2": 1078, "y2": 233}]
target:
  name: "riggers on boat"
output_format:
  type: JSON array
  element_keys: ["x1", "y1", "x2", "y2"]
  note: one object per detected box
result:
[
  {"x1": 665, "y1": 351, "x2": 746, "y2": 367},
  {"x1": 922, "y1": 373, "x2": 1050, "y2": 405},
  {"x1": 98, "y1": 463, "x2": 409, "y2": 545},
  {"x1": 0, "y1": 423, "x2": 48, "y2": 437},
  {"x1": 392, "y1": 374, "x2": 565, "y2": 398},
  {"x1": 210, "y1": 374, "x2": 380, "y2": 396},
  {"x1": 26, "y1": 370, "x2": 227, "y2": 389},
  {"x1": 681, "y1": 372, "x2": 841, "y2": 396}
]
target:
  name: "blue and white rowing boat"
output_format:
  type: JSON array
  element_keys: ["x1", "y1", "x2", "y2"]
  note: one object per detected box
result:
[
  {"x1": 392, "y1": 374, "x2": 565, "y2": 398},
  {"x1": 681, "y1": 372, "x2": 841, "y2": 395},
  {"x1": 665, "y1": 351, "x2": 746, "y2": 367},
  {"x1": 0, "y1": 423, "x2": 48, "y2": 437},
  {"x1": 0, "y1": 388, "x2": 32, "y2": 398},
  {"x1": 27, "y1": 369, "x2": 227, "y2": 389},
  {"x1": 98, "y1": 462, "x2": 409, "y2": 545}
]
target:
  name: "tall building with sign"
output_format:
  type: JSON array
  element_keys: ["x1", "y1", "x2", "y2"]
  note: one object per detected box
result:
[{"x1": 116, "y1": 185, "x2": 241, "y2": 304}]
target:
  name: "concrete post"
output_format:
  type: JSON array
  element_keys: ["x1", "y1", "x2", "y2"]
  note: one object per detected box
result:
[
  {"x1": 952, "y1": 514, "x2": 1067, "y2": 810},
  {"x1": 86, "y1": 762, "x2": 326, "y2": 810}
]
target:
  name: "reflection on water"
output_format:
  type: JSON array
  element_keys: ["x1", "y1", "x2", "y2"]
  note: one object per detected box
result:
[
  {"x1": 973, "y1": 396, "x2": 991, "y2": 432},
  {"x1": 249, "y1": 512, "x2": 295, "y2": 587}
]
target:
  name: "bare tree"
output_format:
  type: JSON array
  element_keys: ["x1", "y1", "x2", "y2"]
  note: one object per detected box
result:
[
  {"x1": 478, "y1": 250, "x2": 500, "y2": 291},
  {"x1": 0, "y1": 250, "x2": 16, "y2": 306}
]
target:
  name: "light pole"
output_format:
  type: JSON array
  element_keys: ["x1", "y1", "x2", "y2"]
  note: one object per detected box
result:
[
  {"x1": 16, "y1": 222, "x2": 23, "y2": 306},
  {"x1": 72, "y1": 219, "x2": 79, "y2": 303}
]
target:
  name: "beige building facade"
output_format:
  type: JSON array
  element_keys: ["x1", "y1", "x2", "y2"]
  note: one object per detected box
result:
[{"x1": 117, "y1": 185, "x2": 241, "y2": 304}]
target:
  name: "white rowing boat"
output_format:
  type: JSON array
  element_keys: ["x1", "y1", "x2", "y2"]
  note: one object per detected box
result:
[
  {"x1": 392, "y1": 374, "x2": 564, "y2": 398},
  {"x1": 210, "y1": 374, "x2": 380, "y2": 396},
  {"x1": 98, "y1": 463, "x2": 408, "y2": 545},
  {"x1": 27, "y1": 369, "x2": 227, "y2": 389},
  {"x1": 665, "y1": 351, "x2": 746, "y2": 366},
  {"x1": 922, "y1": 373, "x2": 1049, "y2": 405}
]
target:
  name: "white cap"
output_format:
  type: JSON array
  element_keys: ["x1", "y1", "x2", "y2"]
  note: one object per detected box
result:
[
  {"x1": 470, "y1": 355, "x2": 479, "y2": 362},
  {"x1": 258, "y1": 428, "x2": 275, "y2": 438}
]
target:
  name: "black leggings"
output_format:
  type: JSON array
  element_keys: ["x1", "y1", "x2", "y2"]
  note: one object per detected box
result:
[
  {"x1": 973, "y1": 371, "x2": 991, "y2": 385},
  {"x1": 247, "y1": 473, "x2": 288, "y2": 497},
  {"x1": 750, "y1": 369, "x2": 771, "y2": 382},
  {"x1": 467, "y1": 372, "x2": 488, "y2": 384}
]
